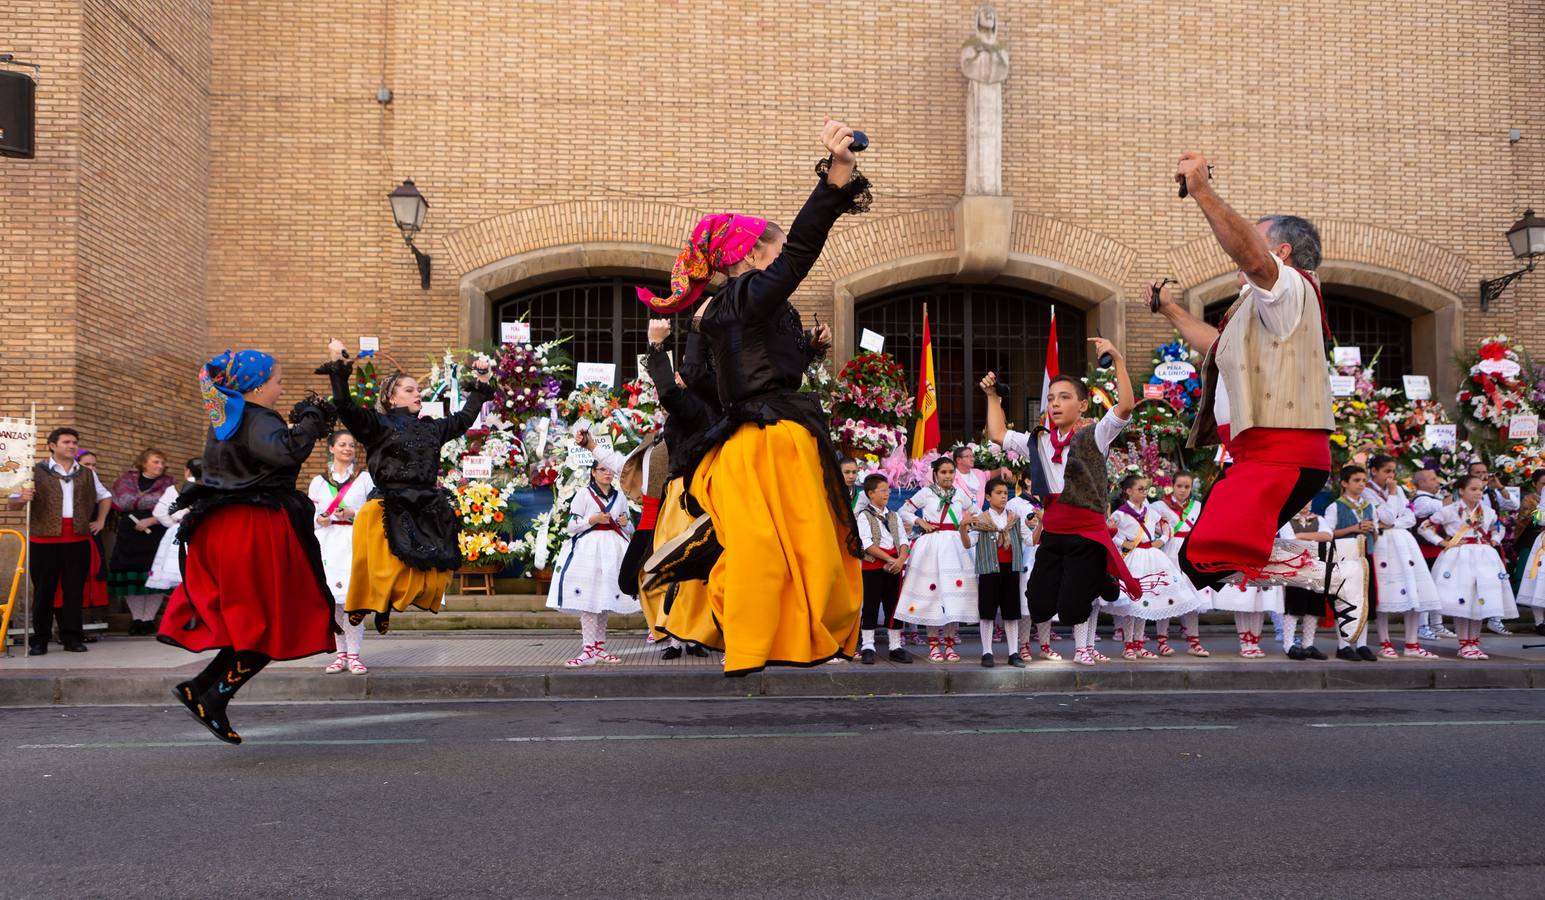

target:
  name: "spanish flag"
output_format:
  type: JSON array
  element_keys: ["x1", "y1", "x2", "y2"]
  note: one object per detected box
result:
[{"x1": 911, "y1": 304, "x2": 940, "y2": 459}]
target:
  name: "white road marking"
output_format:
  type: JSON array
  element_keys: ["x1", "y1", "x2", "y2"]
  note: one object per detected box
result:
[
  {"x1": 497, "y1": 731, "x2": 859, "y2": 743},
  {"x1": 18, "y1": 739, "x2": 428, "y2": 749},
  {"x1": 1307, "y1": 719, "x2": 1545, "y2": 729}
]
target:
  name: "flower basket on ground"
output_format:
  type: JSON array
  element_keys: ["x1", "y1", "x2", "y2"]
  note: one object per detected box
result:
[{"x1": 452, "y1": 480, "x2": 520, "y2": 569}]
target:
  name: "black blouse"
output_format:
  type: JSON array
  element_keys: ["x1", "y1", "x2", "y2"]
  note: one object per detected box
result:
[
  {"x1": 324, "y1": 361, "x2": 493, "y2": 495},
  {"x1": 198, "y1": 404, "x2": 329, "y2": 494}
]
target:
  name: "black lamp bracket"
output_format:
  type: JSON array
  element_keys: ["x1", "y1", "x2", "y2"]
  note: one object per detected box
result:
[{"x1": 1479, "y1": 258, "x2": 1536, "y2": 312}]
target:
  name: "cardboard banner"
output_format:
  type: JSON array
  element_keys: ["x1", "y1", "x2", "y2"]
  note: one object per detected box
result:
[{"x1": 0, "y1": 416, "x2": 37, "y2": 494}]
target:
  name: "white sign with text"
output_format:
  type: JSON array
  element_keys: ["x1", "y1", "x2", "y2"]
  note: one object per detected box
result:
[
  {"x1": 1425, "y1": 423, "x2": 1458, "y2": 450},
  {"x1": 859, "y1": 329, "x2": 886, "y2": 353},
  {"x1": 1401, "y1": 375, "x2": 1431, "y2": 401},
  {"x1": 1329, "y1": 375, "x2": 1356, "y2": 396},
  {"x1": 575, "y1": 362, "x2": 617, "y2": 387},
  {"x1": 1509, "y1": 415, "x2": 1540, "y2": 440},
  {"x1": 501, "y1": 321, "x2": 532, "y2": 345},
  {"x1": 461, "y1": 455, "x2": 493, "y2": 479},
  {"x1": 1332, "y1": 346, "x2": 1361, "y2": 367}
]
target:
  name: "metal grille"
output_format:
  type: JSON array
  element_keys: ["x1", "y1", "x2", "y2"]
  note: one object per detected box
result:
[
  {"x1": 854, "y1": 286, "x2": 1083, "y2": 444},
  {"x1": 1203, "y1": 291, "x2": 1413, "y2": 386},
  {"x1": 494, "y1": 278, "x2": 672, "y2": 385}
]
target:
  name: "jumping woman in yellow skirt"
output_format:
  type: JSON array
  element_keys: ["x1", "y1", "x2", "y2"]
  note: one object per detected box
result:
[
  {"x1": 319, "y1": 339, "x2": 494, "y2": 633},
  {"x1": 636, "y1": 117, "x2": 872, "y2": 675}
]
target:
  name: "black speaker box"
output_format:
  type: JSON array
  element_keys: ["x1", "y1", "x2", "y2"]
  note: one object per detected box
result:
[{"x1": 0, "y1": 69, "x2": 37, "y2": 159}]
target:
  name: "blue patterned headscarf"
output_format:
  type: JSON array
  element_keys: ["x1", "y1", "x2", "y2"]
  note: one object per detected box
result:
[{"x1": 199, "y1": 349, "x2": 275, "y2": 441}]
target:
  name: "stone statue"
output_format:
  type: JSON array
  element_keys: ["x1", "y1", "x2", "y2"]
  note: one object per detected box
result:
[{"x1": 959, "y1": 5, "x2": 1010, "y2": 195}]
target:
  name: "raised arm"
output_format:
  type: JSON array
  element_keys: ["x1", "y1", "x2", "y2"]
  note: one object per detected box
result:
[
  {"x1": 1152, "y1": 281, "x2": 1221, "y2": 354},
  {"x1": 319, "y1": 343, "x2": 388, "y2": 446},
  {"x1": 439, "y1": 377, "x2": 494, "y2": 444},
  {"x1": 245, "y1": 408, "x2": 326, "y2": 469},
  {"x1": 740, "y1": 119, "x2": 868, "y2": 322},
  {"x1": 1176, "y1": 152, "x2": 1279, "y2": 289},
  {"x1": 1090, "y1": 337, "x2": 1135, "y2": 419}
]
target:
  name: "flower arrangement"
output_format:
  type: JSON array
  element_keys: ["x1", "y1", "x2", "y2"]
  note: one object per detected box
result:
[
  {"x1": 801, "y1": 357, "x2": 840, "y2": 420},
  {"x1": 1456, "y1": 334, "x2": 1534, "y2": 433},
  {"x1": 1107, "y1": 434, "x2": 1179, "y2": 500},
  {"x1": 1406, "y1": 437, "x2": 1478, "y2": 488},
  {"x1": 452, "y1": 479, "x2": 519, "y2": 567},
  {"x1": 1130, "y1": 398, "x2": 1190, "y2": 447},
  {"x1": 492, "y1": 342, "x2": 566, "y2": 423},
  {"x1": 1147, "y1": 336, "x2": 1204, "y2": 418},
  {"x1": 557, "y1": 378, "x2": 661, "y2": 456},
  {"x1": 1493, "y1": 443, "x2": 1545, "y2": 481},
  {"x1": 830, "y1": 352, "x2": 913, "y2": 461},
  {"x1": 1326, "y1": 347, "x2": 1403, "y2": 467},
  {"x1": 1081, "y1": 360, "x2": 1120, "y2": 417},
  {"x1": 966, "y1": 439, "x2": 1027, "y2": 476}
]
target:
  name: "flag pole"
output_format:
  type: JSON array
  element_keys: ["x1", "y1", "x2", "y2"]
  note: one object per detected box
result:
[{"x1": 21, "y1": 402, "x2": 34, "y2": 655}]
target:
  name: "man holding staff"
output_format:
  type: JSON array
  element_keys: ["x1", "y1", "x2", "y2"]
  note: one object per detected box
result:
[{"x1": 1150, "y1": 152, "x2": 1337, "y2": 595}]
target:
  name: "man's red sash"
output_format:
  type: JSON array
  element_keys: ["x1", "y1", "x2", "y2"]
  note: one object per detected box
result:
[{"x1": 1042, "y1": 495, "x2": 1143, "y2": 598}]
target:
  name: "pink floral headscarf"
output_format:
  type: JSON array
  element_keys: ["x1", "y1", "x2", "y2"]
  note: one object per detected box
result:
[{"x1": 636, "y1": 213, "x2": 769, "y2": 314}]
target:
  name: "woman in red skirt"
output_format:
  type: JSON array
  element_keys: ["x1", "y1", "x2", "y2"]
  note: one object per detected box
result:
[{"x1": 158, "y1": 349, "x2": 337, "y2": 744}]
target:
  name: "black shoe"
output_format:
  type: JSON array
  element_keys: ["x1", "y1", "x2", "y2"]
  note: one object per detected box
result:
[
  {"x1": 83, "y1": 633, "x2": 99, "y2": 643},
  {"x1": 860, "y1": 648, "x2": 876, "y2": 665},
  {"x1": 660, "y1": 645, "x2": 683, "y2": 660},
  {"x1": 1535, "y1": 623, "x2": 1545, "y2": 637},
  {"x1": 172, "y1": 685, "x2": 241, "y2": 746},
  {"x1": 1287, "y1": 644, "x2": 1307, "y2": 660},
  {"x1": 981, "y1": 653, "x2": 994, "y2": 668},
  {"x1": 1305, "y1": 646, "x2": 1328, "y2": 660},
  {"x1": 62, "y1": 641, "x2": 88, "y2": 653},
  {"x1": 1099, "y1": 577, "x2": 1121, "y2": 605},
  {"x1": 1356, "y1": 645, "x2": 1378, "y2": 662},
  {"x1": 888, "y1": 647, "x2": 913, "y2": 664},
  {"x1": 27, "y1": 642, "x2": 47, "y2": 657},
  {"x1": 1007, "y1": 653, "x2": 1027, "y2": 668},
  {"x1": 685, "y1": 643, "x2": 709, "y2": 657},
  {"x1": 374, "y1": 612, "x2": 391, "y2": 635},
  {"x1": 1336, "y1": 646, "x2": 1361, "y2": 662}
]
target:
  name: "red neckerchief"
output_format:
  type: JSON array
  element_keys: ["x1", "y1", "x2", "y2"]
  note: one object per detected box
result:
[{"x1": 1046, "y1": 425, "x2": 1076, "y2": 464}]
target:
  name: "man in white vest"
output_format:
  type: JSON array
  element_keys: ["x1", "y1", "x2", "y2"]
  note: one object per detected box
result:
[{"x1": 1151, "y1": 152, "x2": 1340, "y2": 599}]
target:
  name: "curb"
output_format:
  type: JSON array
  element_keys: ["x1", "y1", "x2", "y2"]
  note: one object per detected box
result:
[{"x1": 2, "y1": 662, "x2": 1543, "y2": 706}]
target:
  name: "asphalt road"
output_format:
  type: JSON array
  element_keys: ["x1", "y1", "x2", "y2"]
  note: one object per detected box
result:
[{"x1": 6, "y1": 689, "x2": 1544, "y2": 899}]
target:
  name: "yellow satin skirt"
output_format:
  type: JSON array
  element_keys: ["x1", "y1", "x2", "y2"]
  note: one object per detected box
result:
[
  {"x1": 343, "y1": 499, "x2": 455, "y2": 616},
  {"x1": 652, "y1": 477, "x2": 722, "y2": 649},
  {"x1": 693, "y1": 420, "x2": 862, "y2": 674}
]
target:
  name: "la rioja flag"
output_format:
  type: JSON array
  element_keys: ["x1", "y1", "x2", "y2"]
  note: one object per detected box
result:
[{"x1": 911, "y1": 304, "x2": 940, "y2": 458}]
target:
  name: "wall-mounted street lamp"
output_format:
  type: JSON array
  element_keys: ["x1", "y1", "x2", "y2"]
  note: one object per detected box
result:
[
  {"x1": 389, "y1": 178, "x2": 431, "y2": 289},
  {"x1": 1480, "y1": 208, "x2": 1545, "y2": 312}
]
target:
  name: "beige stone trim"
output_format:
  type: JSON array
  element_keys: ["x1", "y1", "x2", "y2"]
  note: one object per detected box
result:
[{"x1": 457, "y1": 243, "x2": 683, "y2": 346}]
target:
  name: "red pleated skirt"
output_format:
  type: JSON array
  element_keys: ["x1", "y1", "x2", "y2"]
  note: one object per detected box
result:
[{"x1": 158, "y1": 504, "x2": 336, "y2": 661}]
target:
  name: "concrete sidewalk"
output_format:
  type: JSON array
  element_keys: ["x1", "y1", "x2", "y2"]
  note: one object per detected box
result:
[{"x1": 4, "y1": 629, "x2": 1545, "y2": 706}]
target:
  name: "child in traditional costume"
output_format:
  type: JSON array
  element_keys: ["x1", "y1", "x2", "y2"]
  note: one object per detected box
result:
[
  {"x1": 897, "y1": 456, "x2": 979, "y2": 662},
  {"x1": 856, "y1": 474, "x2": 912, "y2": 664},
  {"x1": 1420, "y1": 474, "x2": 1517, "y2": 659},
  {"x1": 980, "y1": 337, "x2": 1141, "y2": 668},
  {"x1": 1366, "y1": 455, "x2": 1440, "y2": 658},
  {"x1": 308, "y1": 430, "x2": 375, "y2": 675},
  {"x1": 321, "y1": 339, "x2": 494, "y2": 633},
  {"x1": 640, "y1": 118, "x2": 870, "y2": 675},
  {"x1": 1006, "y1": 487, "x2": 1051, "y2": 659},
  {"x1": 1153, "y1": 471, "x2": 1211, "y2": 656},
  {"x1": 1280, "y1": 504, "x2": 1332, "y2": 659},
  {"x1": 1112, "y1": 474, "x2": 1209, "y2": 659},
  {"x1": 547, "y1": 461, "x2": 638, "y2": 667},
  {"x1": 1409, "y1": 466, "x2": 1455, "y2": 640},
  {"x1": 159, "y1": 350, "x2": 336, "y2": 744},
  {"x1": 967, "y1": 477, "x2": 1028, "y2": 667},
  {"x1": 1329, "y1": 465, "x2": 1380, "y2": 662}
]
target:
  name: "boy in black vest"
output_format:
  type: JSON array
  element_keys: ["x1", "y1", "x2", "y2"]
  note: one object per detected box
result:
[{"x1": 980, "y1": 337, "x2": 1139, "y2": 666}]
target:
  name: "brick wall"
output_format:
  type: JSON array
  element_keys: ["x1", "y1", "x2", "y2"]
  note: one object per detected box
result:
[
  {"x1": 7, "y1": 0, "x2": 1545, "y2": 476},
  {"x1": 77, "y1": 0, "x2": 210, "y2": 477}
]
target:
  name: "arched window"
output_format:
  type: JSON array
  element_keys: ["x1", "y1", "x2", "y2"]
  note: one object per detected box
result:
[
  {"x1": 493, "y1": 277, "x2": 671, "y2": 385},
  {"x1": 1203, "y1": 291, "x2": 1414, "y2": 386},
  {"x1": 854, "y1": 286, "x2": 1083, "y2": 443}
]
